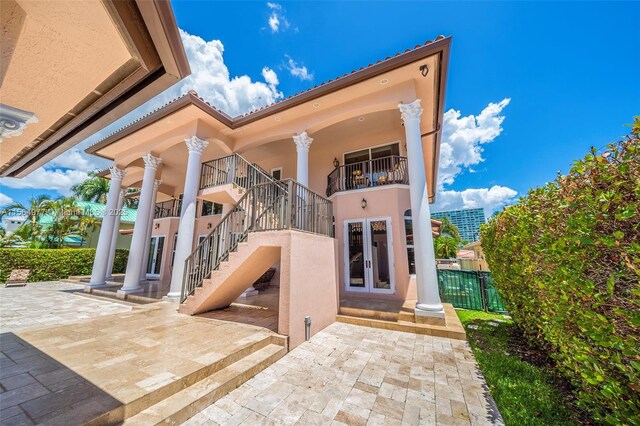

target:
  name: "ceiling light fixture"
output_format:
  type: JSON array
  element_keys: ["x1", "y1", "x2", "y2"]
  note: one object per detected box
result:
[
  {"x1": 358, "y1": 117, "x2": 365, "y2": 122},
  {"x1": 379, "y1": 78, "x2": 389, "y2": 85},
  {"x1": 312, "y1": 103, "x2": 320, "y2": 108},
  {"x1": 274, "y1": 117, "x2": 281, "y2": 122}
]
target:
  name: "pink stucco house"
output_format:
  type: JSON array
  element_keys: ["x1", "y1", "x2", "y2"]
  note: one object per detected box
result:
[{"x1": 84, "y1": 35, "x2": 456, "y2": 347}]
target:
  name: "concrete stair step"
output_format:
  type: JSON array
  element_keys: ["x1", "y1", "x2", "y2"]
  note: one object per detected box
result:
[
  {"x1": 123, "y1": 342, "x2": 286, "y2": 425},
  {"x1": 336, "y1": 314, "x2": 466, "y2": 340},
  {"x1": 337, "y1": 306, "x2": 399, "y2": 322}
]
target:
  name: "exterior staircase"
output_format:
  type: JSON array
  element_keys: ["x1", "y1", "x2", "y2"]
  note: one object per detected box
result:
[{"x1": 180, "y1": 157, "x2": 334, "y2": 316}]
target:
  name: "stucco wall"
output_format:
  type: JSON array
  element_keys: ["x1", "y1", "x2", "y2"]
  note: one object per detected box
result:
[
  {"x1": 276, "y1": 231, "x2": 338, "y2": 348},
  {"x1": 332, "y1": 185, "x2": 412, "y2": 302}
]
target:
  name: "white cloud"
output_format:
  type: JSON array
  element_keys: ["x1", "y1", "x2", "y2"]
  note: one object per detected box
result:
[
  {"x1": 261, "y1": 67, "x2": 279, "y2": 86},
  {"x1": 434, "y1": 99, "x2": 517, "y2": 216},
  {"x1": 268, "y1": 14, "x2": 280, "y2": 32},
  {"x1": 285, "y1": 55, "x2": 313, "y2": 81},
  {"x1": 266, "y1": 2, "x2": 290, "y2": 33},
  {"x1": 438, "y1": 98, "x2": 510, "y2": 187},
  {"x1": 0, "y1": 193, "x2": 13, "y2": 207},
  {"x1": 434, "y1": 186, "x2": 518, "y2": 217},
  {"x1": 0, "y1": 168, "x2": 89, "y2": 196},
  {"x1": 47, "y1": 148, "x2": 101, "y2": 172}
]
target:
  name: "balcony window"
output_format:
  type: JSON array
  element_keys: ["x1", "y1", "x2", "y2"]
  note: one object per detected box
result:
[{"x1": 201, "y1": 200, "x2": 223, "y2": 216}]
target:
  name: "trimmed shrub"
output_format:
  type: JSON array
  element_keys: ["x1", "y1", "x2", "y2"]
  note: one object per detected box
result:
[
  {"x1": 480, "y1": 121, "x2": 640, "y2": 424},
  {"x1": 0, "y1": 248, "x2": 129, "y2": 283}
]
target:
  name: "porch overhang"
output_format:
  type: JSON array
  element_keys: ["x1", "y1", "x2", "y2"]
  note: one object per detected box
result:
[
  {"x1": 87, "y1": 35, "x2": 451, "y2": 202},
  {"x1": 0, "y1": 0, "x2": 190, "y2": 178}
]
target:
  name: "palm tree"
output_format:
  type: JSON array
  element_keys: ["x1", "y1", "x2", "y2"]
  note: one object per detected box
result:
[
  {"x1": 438, "y1": 217, "x2": 461, "y2": 242},
  {"x1": 72, "y1": 173, "x2": 139, "y2": 208},
  {"x1": 40, "y1": 197, "x2": 86, "y2": 248},
  {"x1": 72, "y1": 172, "x2": 110, "y2": 203},
  {"x1": 5, "y1": 194, "x2": 51, "y2": 243},
  {"x1": 434, "y1": 236, "x2": 459, "y2": 259}
]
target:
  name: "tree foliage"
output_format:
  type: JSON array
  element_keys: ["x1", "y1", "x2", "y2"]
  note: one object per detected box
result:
[
  {"x1": 434, "y1": 236, "x2": 459, "y2": 259},
  {"x1": 480, "y1": 119, "x2": 640, "y2": 424}
]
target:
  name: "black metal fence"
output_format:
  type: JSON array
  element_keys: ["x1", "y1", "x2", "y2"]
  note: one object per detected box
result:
[{"x1": 437, "y1": 269, "x2": 507, "y2": 313}]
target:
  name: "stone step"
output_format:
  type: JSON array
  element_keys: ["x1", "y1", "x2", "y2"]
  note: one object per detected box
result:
[
  {"x1": 336, "y1": 314, "x2": 466, "y2": 340},
  {"x1": 337, "y1": 306, "x2": 399, "y2": 322},
  {"x1": 122, "y1": 343, "x2": 286, "y2": 425}
]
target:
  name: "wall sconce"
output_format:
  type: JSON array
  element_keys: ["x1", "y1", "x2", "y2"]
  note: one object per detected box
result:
[
  {"x1": 154, "y1": 223, "x2": 159, "y2": 230},
  {"x1": 333, "y1": 157, "x2": 339, "y2": 168},
  {"x1": 361, "y1": 198, "x2": 367, "y2": 210},
  {"x1": 207, "y1": 223, "x2": 212, "y2": 229},
  {"x1": 420, "y1": 64, "x2": 429, "y2": 77}
]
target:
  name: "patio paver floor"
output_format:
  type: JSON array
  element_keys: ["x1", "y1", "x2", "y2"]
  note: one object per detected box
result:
[{"x1": 187, "y1": 322, "x2": 503, "y2": 425}]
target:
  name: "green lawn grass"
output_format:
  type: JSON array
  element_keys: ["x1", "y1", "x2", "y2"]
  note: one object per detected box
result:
[{"x1": 457, "y1": 309, "x2": 580, "y2": 426}]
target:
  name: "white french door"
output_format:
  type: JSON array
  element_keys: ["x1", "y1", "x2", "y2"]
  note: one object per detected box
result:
[
  {"x1": 146, "y1": 236, "x2": 165, "y2": 277},
  {"x1": 344, "y1": 217, "x2": 395, "y2": 294}
]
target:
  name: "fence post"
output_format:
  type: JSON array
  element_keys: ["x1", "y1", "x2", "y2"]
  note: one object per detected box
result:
[{"x1": 478, "y1": 271, "x2": 488, "y2": 312}]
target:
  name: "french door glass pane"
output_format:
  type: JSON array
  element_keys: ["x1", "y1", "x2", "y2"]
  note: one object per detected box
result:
[
  {"x1": 153, "y1": 237, "x2": 164, "y2": 275},
  {"x1": 369, "y1": 220, "x2": 391, "y2": 289},
  {"x1": 146, "y1": 238, "x2": 157, "y2": 274},
  {"x1": 347, "y1": 222, "x2": 365, "y2": 288}
]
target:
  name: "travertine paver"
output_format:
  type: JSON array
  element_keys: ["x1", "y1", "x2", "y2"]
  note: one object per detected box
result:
[
  {"x1": 187, "y1": 322, "x2": 503, "y2": 425},
  {"x1": 0, "y1": 281, "x2": 132, "y2": 332}
]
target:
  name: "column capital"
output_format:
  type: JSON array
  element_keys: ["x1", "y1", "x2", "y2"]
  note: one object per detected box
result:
[
  {"x1": 143, "y1": 154, "x2": 162, "y2": 170},
  {"x1": 110, "y1": 166, "x2": 126, "y2": 180},
  {"x1": 153, "y1": 179, "x2": 163, "y2": 190},
  {"x1": 398, "y1": 99, "x2": 423, "y2": 123},
  {"x1": 185, "y1": 136, "x2": 208, "y2": 155},
  {"x1": 293, "y1": 131, "x2": 313, "y2": 152}
]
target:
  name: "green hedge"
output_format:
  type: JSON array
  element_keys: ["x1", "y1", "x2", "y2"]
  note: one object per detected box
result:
[
  {"x1": 480, "y1": 122, "x2": 640, "y2": 425},
  {"x1": 0, "y1": 248, "x2": 129, "y2": 283}
]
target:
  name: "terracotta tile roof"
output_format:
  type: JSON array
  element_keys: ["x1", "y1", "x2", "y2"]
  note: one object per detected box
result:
[{"x1": 88, "y1": 35, "x2": 451, "y2": 153}]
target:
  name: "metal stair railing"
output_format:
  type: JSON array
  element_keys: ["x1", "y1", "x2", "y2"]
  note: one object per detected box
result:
[
  {"x1": 200, "y1": 153, "x2": 281, "y2": 191},
  {"x1": 181, "y1": 179, "x2": 334, "y2": 302}
]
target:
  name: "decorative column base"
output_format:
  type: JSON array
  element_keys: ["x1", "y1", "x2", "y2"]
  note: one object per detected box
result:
[
  {"x1": 414, "y1": 305, "x2": 446, "y2": 326},
  {"x1": 84, "y1": 283, "x2": 108, "y2": 292},
  {"x1": 117, "y1": 286, "x2": 144, "y2": 298}
]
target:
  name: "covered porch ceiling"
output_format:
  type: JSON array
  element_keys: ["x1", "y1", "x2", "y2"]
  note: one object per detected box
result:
[
  {"x1": 89, "y1": 36, "x2": 451, "y2": 201},
  {"x1": 0, "y1": 0, "x2": 190, "y2": 178}
]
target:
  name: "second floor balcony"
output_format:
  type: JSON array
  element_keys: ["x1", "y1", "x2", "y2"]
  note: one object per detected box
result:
[
  {"x1": 326, "y1": 155, "x2": 409, "y2": 197},
  {"x1": 154, "y1": 199, "x2": 180, "y2": 219}
]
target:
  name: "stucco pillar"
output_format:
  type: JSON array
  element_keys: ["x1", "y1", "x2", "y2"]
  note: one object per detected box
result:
[
  {"x1": 167, "y1": 136, "x2": 209, "y2": 299},
  {"x1": 105, "y1": 189, "x2": 127, "y2": 280},
  {"x1": 140, "y1": 179, "x2": 161, "y2": 280},
  {"x1": 399, "y1": 99, "x2": 445, "y2": 321},
  {"x1": 119, "y1": 154, "x2": 161, "y2": 295},
  {"x1": 293, "y1": 131, "x2": 313, "y2": 186},
  {"x1": 88, "y1": 166, "x2": 126, "y2": 288}
]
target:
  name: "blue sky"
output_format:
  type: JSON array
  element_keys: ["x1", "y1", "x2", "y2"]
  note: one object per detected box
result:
[{"x1": 1, "y1": 1, "x2": 638, "y2": 215}]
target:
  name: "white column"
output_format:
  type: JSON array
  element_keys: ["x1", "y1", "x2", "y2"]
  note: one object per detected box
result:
[
  {"x1": 140, "y1": 179, "x2": 161, "y2": 280},
  {"x1": 293, "y1": 131, "x2": 313, "y2": 186},
  {"x1": 399, "y1": 99, "x2": 445, "y2": 319},
  {"x1": 167, "y1": 136, "x2": 209, "y2": 299},
  {"x1": 105, "y1": 189, "x2": 127, "y2": 280},
  {"x1": 119, "y1": 154, "x2": 161, "y2": 294},
  {"x1": 88, "y1": 166, "x2": 126, "y2": 288}
]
